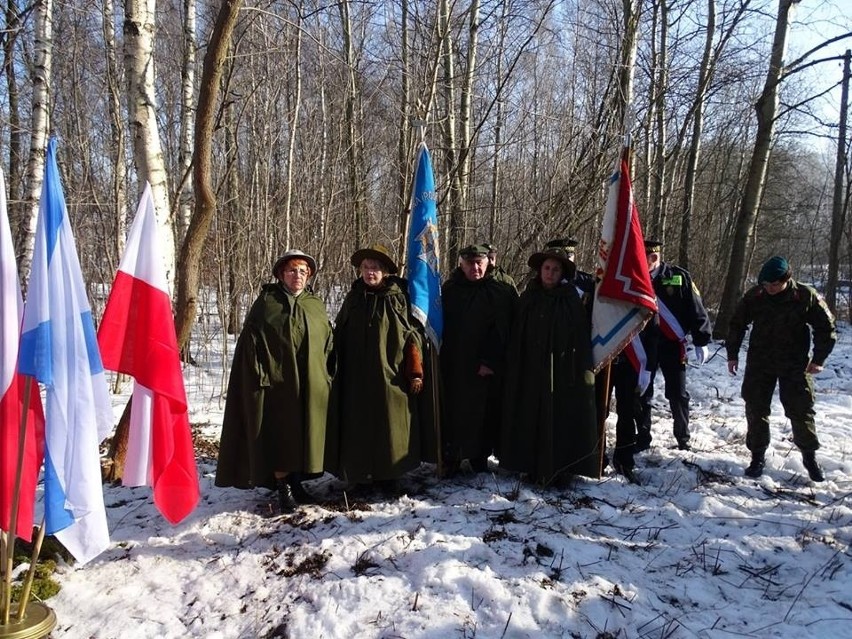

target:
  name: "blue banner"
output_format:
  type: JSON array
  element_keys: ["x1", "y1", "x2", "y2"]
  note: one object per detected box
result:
[{"x1": 406, "y1": 143, "x2": 442, "y2": 348}]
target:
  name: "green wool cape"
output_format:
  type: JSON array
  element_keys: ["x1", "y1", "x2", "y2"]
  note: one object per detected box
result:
[
  {"x1": 441, "y1": 269, "x2": 517, "y2": 460},
  {"x1": 215, "y1": 283, "x2": 334, "y2": 489},
  {"x1": 500, "y1": 280, "x2": 600, "y2": 482},
  {"x1": 331, "y1": 276, "x2": 422, "y2": 483}
]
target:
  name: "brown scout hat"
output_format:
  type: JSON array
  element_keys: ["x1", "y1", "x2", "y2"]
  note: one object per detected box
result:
[{"x1": 350, "y1": 244, "x2": 399, "y2": 274}]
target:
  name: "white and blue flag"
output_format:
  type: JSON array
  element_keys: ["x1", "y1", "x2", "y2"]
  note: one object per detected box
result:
[
  {"x1": 19, "y1": 138, "x2": 113, "y2": 564},
  {"x1": 406, "y1": 142, "x2": 442, "y2": 348}
]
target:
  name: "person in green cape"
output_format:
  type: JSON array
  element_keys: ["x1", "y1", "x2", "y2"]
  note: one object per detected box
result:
[
  {"x1": 441, "y1": 244, "x2": 517, "y2": 473},
  {"x1": 500, "y1": 247, "x2": 600, "y2": 484},
  {"x1": 215, "y1": 250, "x2": 335, "y2": 513},
  {"x1": 332, "y1": 245, "x2": 424, "y2": 494}
]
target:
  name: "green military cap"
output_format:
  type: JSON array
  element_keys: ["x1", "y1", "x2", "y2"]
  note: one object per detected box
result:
[{"x1": 459, "y1": 244, "x2": 490, "y2": 259}]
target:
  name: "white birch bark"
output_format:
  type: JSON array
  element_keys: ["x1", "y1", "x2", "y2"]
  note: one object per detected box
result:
[
  {"x1": 124, "y1": 0, "x2": 175, "y2": 291},
  {"x1": 19, "y1": 0, "x2": 53, "y2": 283},
  {"x1": 178, "y1": 0, "x2": 197, "y2": 241}
]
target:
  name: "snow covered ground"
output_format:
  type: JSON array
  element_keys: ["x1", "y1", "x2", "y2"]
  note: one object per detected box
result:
[{"x1": 39, "y1": 322, "x2": 852, "y2": 638}]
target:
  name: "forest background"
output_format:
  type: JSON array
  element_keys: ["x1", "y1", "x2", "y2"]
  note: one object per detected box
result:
[{"x1": 2, "y1": 0, "x2": 851, "y2": 350}]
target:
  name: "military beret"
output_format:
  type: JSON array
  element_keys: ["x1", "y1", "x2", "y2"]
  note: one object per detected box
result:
[{"x1": 758, "y1": 256, "x2": 791, "y2": 284}]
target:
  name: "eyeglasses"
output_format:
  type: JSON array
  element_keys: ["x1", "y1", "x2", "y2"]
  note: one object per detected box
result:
[{"x1": 284, "y1": 268, "x2": 310, "y2": 277}]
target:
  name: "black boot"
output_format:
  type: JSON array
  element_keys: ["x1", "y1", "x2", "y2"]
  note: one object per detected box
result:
[
  {"x1": 802, "y1": 451, "x2": 825, "y2": 482},
  {"x1": 744, "y1": 452, "x2": 765, "y2": 478},
  {"x1": 612, "y1": 452, "x2": 639, "y2": 484},
  {"x1": 288, "y1": 475, "x2": 316, "y2": 505},
  {"x1": 276, "y1": 478, "x2": 298, "y2": 513}
]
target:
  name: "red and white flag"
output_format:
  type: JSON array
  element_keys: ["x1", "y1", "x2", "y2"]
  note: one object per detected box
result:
[
  {"x1": 97, "y1": 183, "x2": 199, "y2": 524},
  {"x1": 0, "y1": 168, "x2": 45, "y2": 541},
  {"x1": 591, "y1": 149, "x2": 657, "y2": 373}
]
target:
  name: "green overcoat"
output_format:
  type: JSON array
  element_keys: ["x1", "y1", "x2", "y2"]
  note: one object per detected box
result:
[
  {"x1": 215, "y1": 283, "x2": 334, "y2": 489},
  {"x1": 500, "y1": 280, "x2": 600, "y2": 482},
  {"x1": 441, "y1": 269, "x2": 517, "y2": 460},
  {"x1": 332, "y1": 276, "x2": 422, "y2": 482}
]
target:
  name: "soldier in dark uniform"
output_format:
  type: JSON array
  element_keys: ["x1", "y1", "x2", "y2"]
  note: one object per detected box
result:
[
  {"x1": 442, "y1": 244, "x2": 517, "y2": 473},
  {"x1": 483, "y1": 243, "x2": 518, "y2": 292},
  {"x1": 726, "y1": 256, "x2": 836, "y2": 481},
  {"x1": 637, "y1": 239, "x2": 712, "y2": 451}
]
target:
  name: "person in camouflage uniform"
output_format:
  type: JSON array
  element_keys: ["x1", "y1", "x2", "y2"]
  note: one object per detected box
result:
[
  {"x1": 726, "y1": 256, "x2": 836, "y2": 482},
  {"x1": 483, "y1": 243, "x2": 518, "y2": 292}
]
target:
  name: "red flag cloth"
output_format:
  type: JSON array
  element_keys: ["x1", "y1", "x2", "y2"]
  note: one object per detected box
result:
[
  {"x1": 97, "y1": 183, "x2": 199, "y2": 524},
  {"x1": 0, "y1": 167, "x2": 45, "y2": 541},
  {"x1": 596, "y1": 157, "x2": 657, "y2": 309},
  {"x1": 591, "y1": 154, "x2": 657, "y2": 372}
]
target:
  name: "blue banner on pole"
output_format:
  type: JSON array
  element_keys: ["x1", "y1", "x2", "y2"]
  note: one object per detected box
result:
[{"x1": 406, "y1": 143, "x2": 442, "y2": 348}]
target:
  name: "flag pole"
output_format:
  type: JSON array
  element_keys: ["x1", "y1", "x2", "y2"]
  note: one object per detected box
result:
[
  {"x1": 2, "y1": 377, "x2": 32, "y2": 624},
  {"x1": 596, "y1": 364, "x2": 612, "y2": 477},
  {"x1": 0, "y1": 375, "x2": 56, "y2": 636}
]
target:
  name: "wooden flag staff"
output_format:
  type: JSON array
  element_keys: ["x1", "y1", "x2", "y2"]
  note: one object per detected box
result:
[{"x1": 0, "y1": 376, "x2": 56, "y2": 639}]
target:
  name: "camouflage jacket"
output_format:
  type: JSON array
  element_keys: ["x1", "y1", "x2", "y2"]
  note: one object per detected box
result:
[{"x1": 726, "y1": 279, "x2": 836, "y2": 369}]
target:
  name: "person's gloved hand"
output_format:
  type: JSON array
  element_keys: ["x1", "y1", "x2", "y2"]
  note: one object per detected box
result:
[{"x1": 695, "y1": 345, "x2": 709, "y2": 366}]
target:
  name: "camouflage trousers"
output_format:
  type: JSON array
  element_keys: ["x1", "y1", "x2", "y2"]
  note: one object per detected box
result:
[{"x1": 741, "y1": 365, "x2": 819, "y2": 453}]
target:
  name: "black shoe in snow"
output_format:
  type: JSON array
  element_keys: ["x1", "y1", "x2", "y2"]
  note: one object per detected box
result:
[
  {"x1": 802, "y1": 452, "x2": 825, "y2": 482},
  {"x1": 744, "y1": 457, "x2": 765, "y2": 478},
  {"x1": 277, "y1": 481, "x2": 298, "y2": 513}
]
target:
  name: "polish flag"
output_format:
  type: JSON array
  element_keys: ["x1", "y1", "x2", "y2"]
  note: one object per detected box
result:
[
  {"x1": 0, "y1": 167, "x2": 45, "y2": 541},
  {"x1": 97, "y1": 183, "x2": 199, "y2": 524}
]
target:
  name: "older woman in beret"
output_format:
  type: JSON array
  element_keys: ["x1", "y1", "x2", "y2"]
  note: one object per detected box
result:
[
  {"x1": 216, "y1": 249, "x2": 334, "y2": 513},
  {"x1": 331, "y1": 245, "x2": 424, "y2": 494},
  {"x1": 499, "y1": 247, "x2": 600, "y2": 484}
]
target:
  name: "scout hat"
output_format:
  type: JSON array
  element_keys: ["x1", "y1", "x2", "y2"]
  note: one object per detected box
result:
[
  {"x1": 527, "y1": 247, "x2": 576, "y2": 278},
  {"x1": 350, "y1": 244, "x2": 399, "y2": 274},
  {"x1": 758, "y1": 256, "x2": 791, "y2": 283},
  {"x1": 273, "y1": 249, "x2": 317, "y2": 278}
]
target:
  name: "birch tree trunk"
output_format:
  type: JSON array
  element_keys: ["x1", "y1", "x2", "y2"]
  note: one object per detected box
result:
[
  {"x1": 825, "y1": 49, "x2": 850, "y2": 313},
  {"x1": 678, "y1": 0, "x2": 716, "y2": 269},
  {"x1": 174, "y1": 0, "x2": 243, "y2": 351},
  {"x1": 339, "y1": 0, "x2": 365, "y2": 248},
  {"x1": 177, "y1": 0, "x2": 197, "y2": 242},
  {"x1": 283, "y1": 4, "x2": 303, "y2": 249},
  {"x1": 650, "y1": 0, "x2": 669, "y2": 242},
  {"x1": 3, "y1": 1, "x2": 24, "y2": 244},
  {"x1": 17, "y1": 0, "x2": 53, "y2": 283},
  {"x1": 456, "y1": 0, "x2": 480, "y2": 239},
  {"x1": 125, "y1": 0, "x2": 175, "y2": 289},
  {"x1": 103, "y1": 0, "x2": 128, "y2": 264},
  {"x1": 616, "y1": 0, "x2": 641, "y2": 140},
  {"x1": 440, "y1": 0, "x2": 462, "y2": 263},
  {"x1": 395, "y1": 0, "x2": 410, "y2": 241},
  {"x1": 715, "y1": 0, "x2": 800, "y2": 337}
]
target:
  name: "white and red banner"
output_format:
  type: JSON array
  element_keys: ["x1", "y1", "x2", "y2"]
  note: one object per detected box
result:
[
  {"x1": 591, "y1": 150, "x2": 657, "y2": 373},
  {"x1": 0, "y1": 167, "x2": 45, "y2": 542},
  {"x1": 97, "y1": 183, "x2": 199, "y2": 525}
]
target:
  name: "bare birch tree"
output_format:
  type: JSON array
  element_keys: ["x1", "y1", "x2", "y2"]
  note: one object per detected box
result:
[
  {"x1": 17, "y1": 0, "x2": 53, "y2": 281},
  {"x1": 124, "y1": 0, "x2": 175, "y2": 287}
]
